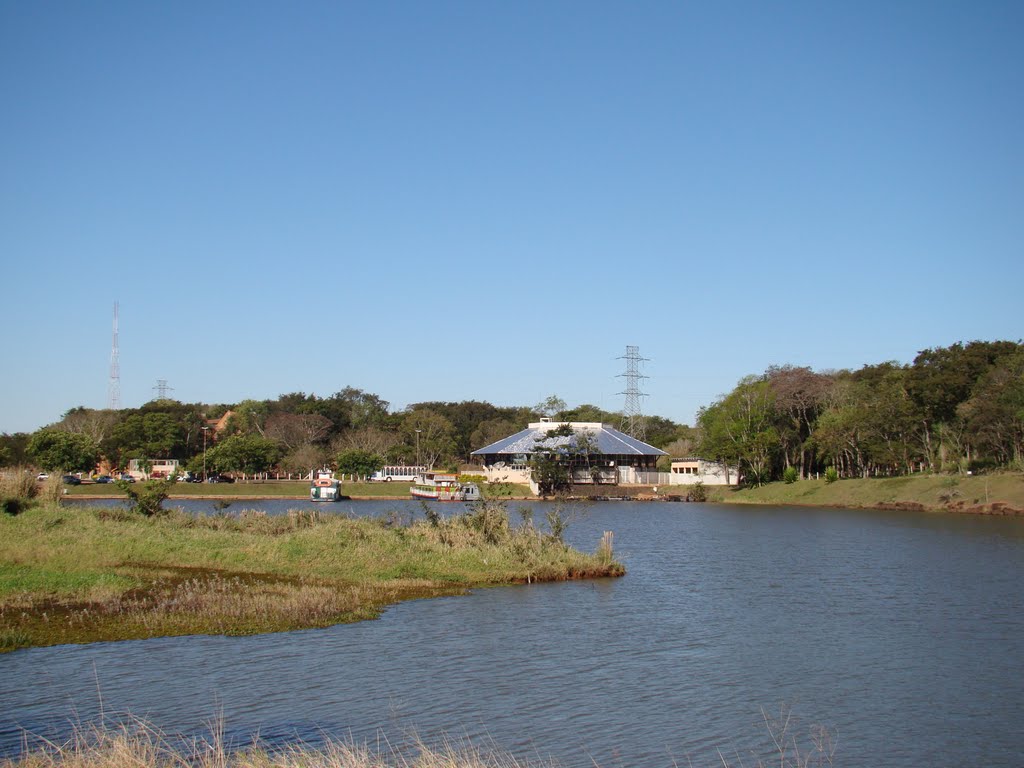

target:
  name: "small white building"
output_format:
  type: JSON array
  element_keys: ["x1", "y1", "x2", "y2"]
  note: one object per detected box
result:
[
  {"x1": 669, "y1": 457, "x2": 738, "y2": 486},
  {"x1": 127, "y1": 458, "x2": 181, "y2": 480}
]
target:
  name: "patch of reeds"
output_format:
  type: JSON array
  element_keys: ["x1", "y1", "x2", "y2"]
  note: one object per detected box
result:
[
  {"x1": 2, "y1": 717, "x2": 548, "y2": 768},
  {"x1": 1, "y1": 708, "x2": 836, "y2": 768},
  {"x1": 38, "y1": 476, "x2": 65, "y2": 505},
  {"x1": 0, "y1": 469, "x2": 38, "y2": 501},
  {"x1": 0, "y1": 570, "x2": 426, "y2": 648},
  {"x1": 156, "y1": 507, "x2": 329, "y2": 535}
]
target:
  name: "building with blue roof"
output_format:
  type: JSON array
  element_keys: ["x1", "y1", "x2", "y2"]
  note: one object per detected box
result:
[{"x1": 471, "y1": 419, "x2": 667, "y2": 487}]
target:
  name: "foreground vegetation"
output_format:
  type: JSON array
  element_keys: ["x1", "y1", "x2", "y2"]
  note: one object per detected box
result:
[
  {"x1": 0, "y1": 499, "x2": 622, "y2": 653},
  {"x1": 1, "y1": 708, "x2": 834, "y2": 768},
  {"x1": 708, "y1": 472, "x2": 1024, "y2": 513}
]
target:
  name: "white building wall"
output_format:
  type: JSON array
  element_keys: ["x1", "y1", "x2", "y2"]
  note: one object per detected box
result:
[
  {"x1": 668, "y1": 459, "x2": 738, "y2": 486},
  {"x1": 481, "y1": 465, "x2": 532, "y2": 485}
]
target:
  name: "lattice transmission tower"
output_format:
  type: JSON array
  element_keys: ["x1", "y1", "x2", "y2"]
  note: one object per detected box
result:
[
  {"x1": 153, "y1": 379, "x2": 174, "y2": 400},
  {"x1": 108, "y1": 302, "x2": 120, "y2": 410},
  {"x1": 617, "y1": 345, "x2": 649, "y2": 440}
]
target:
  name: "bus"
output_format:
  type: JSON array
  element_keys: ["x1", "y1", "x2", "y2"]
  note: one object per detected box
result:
[{"x1": 370, "y1": 465, "x2": 428, "y2": 482}]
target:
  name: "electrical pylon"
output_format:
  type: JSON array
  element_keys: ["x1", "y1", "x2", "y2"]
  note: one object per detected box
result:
[
  {"x1": 153, "y1": 379, "x2": 174, "y2": 400},
  {"x1": 617, "y1": 345, "x2": 649, "y2": 440},
  {"x1": 108, "y1": 302, "x2": 120, "y2": 410}
]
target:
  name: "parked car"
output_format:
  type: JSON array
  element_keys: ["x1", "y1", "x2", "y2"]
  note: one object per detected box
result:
[
  {"x1": 206, "y1": 473, "x2": 235, "y2": 483},
  {"x1": 61, "y1": 475, "x2": 81, "y2": 485},
  {"x1": 118, "y1": 473, "x2": 136, "y2": 483},
  {"x1": 94, "y1": 475, "x2": 114, "y2": 483},
  {"x1": 36, "y1": 473, "x2": 49, "y2": 481}
]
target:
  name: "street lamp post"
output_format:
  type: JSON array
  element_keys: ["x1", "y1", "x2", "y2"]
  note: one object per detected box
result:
[{"x1": 201, "y1": 426, "x2": 210, "y2": 480}]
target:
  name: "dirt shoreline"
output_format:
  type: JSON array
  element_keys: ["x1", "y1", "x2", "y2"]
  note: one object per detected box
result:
[{"x1": 63, "y1": 494, "x2": 1024, "y2": 514}]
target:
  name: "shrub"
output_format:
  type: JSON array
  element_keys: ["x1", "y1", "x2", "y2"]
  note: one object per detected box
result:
[
  {"x1": 545, "y1": 506, "x2": 566, "y2": 543},
  {"x1": 783, "y1": 466, "x2": 798, "y2": 484},
  {"x1": 116, "y1": 477, "x2": 177, "y2": 517},
  {"x1": 688, "y1": 481, "x2": 708, "y2": 502},
  {"x1": 968, "y1": 458, "x2": 999, "y2": 475},
  {"x1": 462, "y1": 499, "x2": 510, "y2": 544},
  {"x1": 482, "y1": 481, "x2": 515, "y2": 498},
  {"x1": 1, "y1": 497, "x2": 26, "y2": 515},
  {"x1": 824, "y1": 466, "x2": 839, "y2": 484}
]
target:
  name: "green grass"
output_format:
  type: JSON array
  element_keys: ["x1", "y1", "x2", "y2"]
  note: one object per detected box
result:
[
  {"x1": 0, "y1": 501, "x2": 621, "y2": 651},
  {"x1": 707, "y1": 471, "x2": 1024, "y2": 512}
]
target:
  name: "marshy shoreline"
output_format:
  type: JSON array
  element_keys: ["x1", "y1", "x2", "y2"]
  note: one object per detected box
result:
[
  {"x1": 0, "y1": 500, "x2": 623, "y2": 653},
  {"x1": 61, "y1": 472, "x2": 1024, "y2": 514}
]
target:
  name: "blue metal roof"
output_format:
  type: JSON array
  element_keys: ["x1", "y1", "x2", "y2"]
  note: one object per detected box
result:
[{"x1": 471, "y1": 423, "x2": 667, "y2": 457}]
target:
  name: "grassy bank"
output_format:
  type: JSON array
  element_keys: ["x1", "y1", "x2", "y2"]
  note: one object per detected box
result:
[
  {"x1": 706, "y1": 471, "x2": 1024, "y2": 513},
  {"x1": 0, "y1": 500, "x2": 622, "y2": 652},
  {"x1": 63, "y1": 480, "x2": 533, "y2": 499}
]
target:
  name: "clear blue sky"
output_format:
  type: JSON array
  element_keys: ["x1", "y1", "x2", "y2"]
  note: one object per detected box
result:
[{"x1": 2, "y1": 1, "x2": 1021, "y2": 434}]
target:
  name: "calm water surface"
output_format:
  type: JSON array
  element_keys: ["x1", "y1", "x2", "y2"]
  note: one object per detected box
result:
[{"x1": 3, "y1": 501, "x2": 1023, "y2": 766}]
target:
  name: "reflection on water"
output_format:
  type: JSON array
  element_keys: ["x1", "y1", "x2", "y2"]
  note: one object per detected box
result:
[{"x1": 3, "y1": 502, "x2": 1023, "y2": 767}]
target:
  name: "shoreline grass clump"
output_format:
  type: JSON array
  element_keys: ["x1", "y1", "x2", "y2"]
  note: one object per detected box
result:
[
  {"x1": 0, "y1": 499, "x2": 623, "y2": 652},
  {"x1": 1, "y1": 708, "x2": 835, "y2": 768},
  {"x1": 1, "y1": 717, "x2": 552, "y2": 768}
]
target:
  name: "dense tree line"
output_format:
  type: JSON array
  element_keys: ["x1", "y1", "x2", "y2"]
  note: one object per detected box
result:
[
  {"x1": 2, "y1": 389, "x2": 689, "y2": 477},
  {"x1": 696, "y1": 341, "x2": 1024, "y2": 485},
  {"x1": 7, "y1": 340, "x2": 1017, "y2": 482}
]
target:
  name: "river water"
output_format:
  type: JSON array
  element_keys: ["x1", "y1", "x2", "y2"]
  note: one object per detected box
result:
[{"x1": 2, "y1": 500, "x2": 1023, "y2": 766}]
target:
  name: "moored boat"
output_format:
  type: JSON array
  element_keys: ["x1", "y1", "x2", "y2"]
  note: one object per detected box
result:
[
  {"x1": 310, "y1": 468, "x2": 343, "y2": 501},
  {"x1": 410, "y1": 472, "x2": 480, "y2": 502}
]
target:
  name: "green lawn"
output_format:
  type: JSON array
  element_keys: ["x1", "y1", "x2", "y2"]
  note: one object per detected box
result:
[{"x1": 707, "y1": 471, "x2": 1024, "y2": 512}]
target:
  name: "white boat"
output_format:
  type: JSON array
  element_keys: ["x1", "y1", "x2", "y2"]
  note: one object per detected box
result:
[
  {"x1": 310, "y1": 468, "x2": 343, "y2": 501},
  {"x1": 410, "y1": 472, "x2": 480, "y2": 502}
]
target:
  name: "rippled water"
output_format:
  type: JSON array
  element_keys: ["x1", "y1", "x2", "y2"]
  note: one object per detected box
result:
[{"x1": 3, "y1": 501, "x2": 1023, "y2": 766}]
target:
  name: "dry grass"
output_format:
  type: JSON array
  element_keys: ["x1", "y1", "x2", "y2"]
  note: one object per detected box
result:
[
  {"x1": 0, "y1": 470, "x2": 39, "y2": 501},
  {"x1": 2, "y1": 718, "x2": 547, "y2": 768},
  {"x1": 2, "y1": 708, "x2": 836, "y2": 768}
]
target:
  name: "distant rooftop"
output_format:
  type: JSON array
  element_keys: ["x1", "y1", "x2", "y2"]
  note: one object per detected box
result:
[{"x1": 472, "y1": 420, "x2": 667, "y2": 457}]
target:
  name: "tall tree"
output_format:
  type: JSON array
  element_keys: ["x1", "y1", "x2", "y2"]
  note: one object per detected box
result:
[
  {"x1": 766, "y1": 366, "x2": 833, "y2": 478},
  {"x1": 264, "y1": 413, "x2": 333, "y2": 451},
  {"x1": 402, "y1": 409, "x2": 457, "y2": 469},
  {"x1": 906, "y1": 341, "x2": 1021, "y2": 468},
  {"x1": 204, "y1": 435, "x2": 281, "y2": 475},
  {"x1": 105, "y1": 412, "x2": 186, "y2": 464},
  {"x1": 335, "y1": 449, "x2": 385, "y2": 479},
  {"x1": 960, "y1": 350, "x2": 1024, "y2": 467},
  {"x1": 27, "y1": 430, "x2": 99, "y2": 472},
  {"x1": 697, "y1": 376, "x2": 778, "y2": 485},
  {"x1": 333, "y1": 426, "x2": 403, "y2": 458},
  {"x1": 0, "y1": 433, "x2": 30, "y2": 467},
  {"x1": 54, "y1": 407, "x2": 121, "y2": 444}
]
